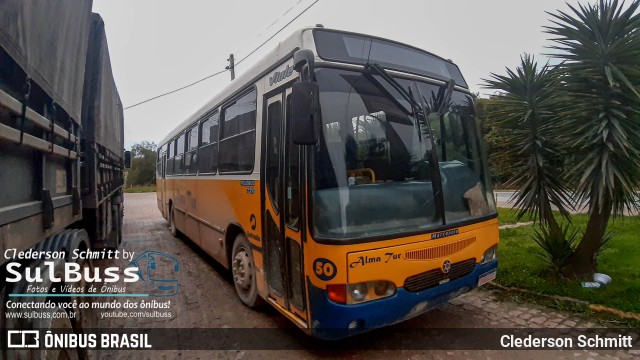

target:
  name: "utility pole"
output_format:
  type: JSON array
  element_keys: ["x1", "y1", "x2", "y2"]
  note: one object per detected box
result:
[{"x1": 226, "y1": 54, "x2": 235, "y2": 81}]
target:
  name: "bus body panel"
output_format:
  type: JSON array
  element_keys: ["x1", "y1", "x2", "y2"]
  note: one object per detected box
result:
[
  {"x1": 307, "y1": 259, "x2": 498, "y2": 339},
  {"x1": 303, "y1": 219, "x2": 498, "y2": 289},
  {"x1": 346, "y1": 220, "x2": 498, "y2": 285},
  {"x1": 165, "y1": 177, "x2": 263, "y2": 265}
]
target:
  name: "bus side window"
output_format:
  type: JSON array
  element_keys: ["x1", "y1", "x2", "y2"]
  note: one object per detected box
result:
[
  {"x1": 174, "y1": 134, "x2": 185, "y2": 175},
  {"x1": 198, "y1": 112, "x2": 219, "y2": 174},
  {"x1": 185, "y1": 125, "x2": 199, "y2": 175},
  {"x1": 166, "y1": 142, "x2": 174, "y2": 176},
  {"x1": 219, "y1": 89, "x2": 256, "y2": 173},
  {"x1": 156, "y1": 146, "x2": 163, "y2": 178}
]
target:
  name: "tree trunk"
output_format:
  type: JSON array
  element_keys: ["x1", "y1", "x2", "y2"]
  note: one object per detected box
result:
[
  {"x1": 542, "y1": 197, "x2": 563, "y2": 240},
  {"x1": 562, "y1": 195, "x2": 612, "y2": 280}
]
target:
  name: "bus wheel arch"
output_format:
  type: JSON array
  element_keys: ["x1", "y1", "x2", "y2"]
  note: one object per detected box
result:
[{"x1": 224, "y1": 224, "x2": 243, "y2": 268}]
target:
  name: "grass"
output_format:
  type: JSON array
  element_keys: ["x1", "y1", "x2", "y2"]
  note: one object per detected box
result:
[
  {"x1": 497, "y1": 208, "x2": 528, "y2": 225},
  {"x1": 124, "y1": 185, "x2": 156, "y2": 193},
  {"x1": 496, "y1": 208, "x2": 640, "y2": 315}
]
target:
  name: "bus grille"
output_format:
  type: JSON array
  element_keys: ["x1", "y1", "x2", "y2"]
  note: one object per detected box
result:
[
  {"x1": 403, "y1": 258, "x2": 476, "y2": 292},
  {"x1": 404, "y1": 237, "x2": 476, "y2": 260}
]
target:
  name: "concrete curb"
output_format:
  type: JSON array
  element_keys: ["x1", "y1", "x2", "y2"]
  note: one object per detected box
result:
[
  {"x1": 486, "y1": 282, "x2": 640, "y2": 321},
  {"x1": 486, "y1": 282, "x2": 589, "y2": 309},
  {"x1": 498, "y1": 221, "x2": 533, "y2": 230}
]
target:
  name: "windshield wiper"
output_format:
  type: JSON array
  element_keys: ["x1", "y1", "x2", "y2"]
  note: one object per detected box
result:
[
  {"x1": 434, "y1": 79, "x2": 456, "y2": 116},
  {"x1": 365, "y1": 63, "x2": 426, "y2": 143},
  {"x1": 365, "y1": 63, "x2": 422, "y2": 114}
]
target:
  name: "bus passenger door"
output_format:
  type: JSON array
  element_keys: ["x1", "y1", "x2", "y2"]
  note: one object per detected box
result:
[{"x1": 263, "y1": 90, "x2": 307, "y2": 323}]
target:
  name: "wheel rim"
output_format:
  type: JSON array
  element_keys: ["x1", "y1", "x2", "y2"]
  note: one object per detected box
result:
[{"x1": 232, "y1": 248, "x2": 252, "y2": 291}]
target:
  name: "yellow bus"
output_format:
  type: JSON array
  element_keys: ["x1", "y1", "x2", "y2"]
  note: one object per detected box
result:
[{"x1": 156, "y1": 27, "x2": 499, "y2": 339}]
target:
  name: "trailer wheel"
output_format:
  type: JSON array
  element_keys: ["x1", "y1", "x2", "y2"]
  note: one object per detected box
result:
[
  {"x1": 73, "y1": 257, "x2": 98, "y2": 331},
  {"x1": 231, "y1": 234, "x2": 263, "y2": 308},
  {"x1": 4, "y1": 261, "x2": 81, "y2": 360},
  {"x1": 35, "y1": 306, "x2": 81, "y2": 360},
  {"x1": 55, "y1": 230, "x2": 98, "y2": 338}
]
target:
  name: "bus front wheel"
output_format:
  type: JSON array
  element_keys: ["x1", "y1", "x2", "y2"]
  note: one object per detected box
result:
[{"x1": 231, "y1": 234, "x2": 263, "y2": 308}]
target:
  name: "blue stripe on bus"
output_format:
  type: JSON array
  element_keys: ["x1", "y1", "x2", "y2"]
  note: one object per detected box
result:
[{"x1": 307, "y1": 260, "x2": 498, "y2": 340}]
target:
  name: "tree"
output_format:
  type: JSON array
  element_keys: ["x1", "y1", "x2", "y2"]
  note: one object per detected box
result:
[
  {"x1": 127, "y1": 141, "x2": 157, "y2": 186},
  {"x1": 546, "y1": 0, "x2": 640, "y2": 278},
  {"x1": 485, "y1": 0, "x2": 640, "y2": 279},
  {"x1": 475, "y1": 97, "x2": 515, "y2": 187},
  {"x1": 483, "y1": 55, "x2": 572, "y2": 238}
]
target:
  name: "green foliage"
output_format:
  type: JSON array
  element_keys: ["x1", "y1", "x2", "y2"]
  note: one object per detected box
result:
[
  {"x1": 476, "y1": 98, "x2": 515, "y2": 187},
  {"x1": 485, "y1": 0, "x2": 640, "y2": 277},
  {"x1": 497, "y1": 207, "x2": 530, "y2": 225},
  {"x1": 546, "y1": 0, "x2": 640, "y2": 217},
  {"x1": 497, "y1": 211, "x2": 640, "y2": 314},
  {"x1": 126, "y1": 141, "x2": 157, "y2": 186},
  {"x1": 483, "y1": 55, "x2": 573, "y2": 225},
  {"x1": 531, "y1": 223, "x2": 579, "y2": 274},
  {"x1": 547, "y1": 0, "x2": 640, "y2": 277},
  {"x1": 124, "y1": 186, "x2": 157, "y2": 193}
]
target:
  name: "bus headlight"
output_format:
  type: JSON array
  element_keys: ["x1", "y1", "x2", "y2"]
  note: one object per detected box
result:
[
  {"x1": 350, "y1": 283, "x2": 368, "y2": 302},
  {"x1": 481, "y1": 245, "x2": 498, "y2": 264},
  {"x1": 346, "y1": 281, "x2": 396, "y2": 304}
]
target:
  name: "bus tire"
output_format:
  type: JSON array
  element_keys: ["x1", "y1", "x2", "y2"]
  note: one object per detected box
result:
[
  {"x1": 169, "y1": 206, "x2": 177, "y2": 237},
  {"x1": 231, "y1": 234, "x2": 263, "y2": 308}
]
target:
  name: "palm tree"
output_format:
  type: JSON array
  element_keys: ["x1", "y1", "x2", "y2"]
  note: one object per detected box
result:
[
  {"x1": 483, "y1": 54, "x2": 572, "y2": 237},
  {"x1": 546, "y1": 0, "x2": 640, "y2": 279}
]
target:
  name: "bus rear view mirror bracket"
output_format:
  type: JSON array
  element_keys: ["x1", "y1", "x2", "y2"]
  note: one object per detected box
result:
[{"x1": 291, "y1": 81, "x2": 319, "y2": 145}]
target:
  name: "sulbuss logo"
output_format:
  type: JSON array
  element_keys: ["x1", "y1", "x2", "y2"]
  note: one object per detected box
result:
[{"x1": 129, "y1": 251, "x2": 180, "y2": 297}]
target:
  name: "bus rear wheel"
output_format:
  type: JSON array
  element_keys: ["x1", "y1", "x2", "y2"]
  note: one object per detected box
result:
[
  {"x1": 231, "y1": 234, "x2": 263, "y2": 308},
  {"x1": 169, "y1": 206, "x2": 177, "y2": 237}
]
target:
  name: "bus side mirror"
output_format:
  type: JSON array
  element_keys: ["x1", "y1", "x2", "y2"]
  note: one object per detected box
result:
[
  {"x1": 124, "y1": 150, "x2": 131, "y2": 168},
  {"x1": 291, "y1": 81, "x2": 319, "y2": 145},
  {"x1": 293, "y1": 49, "x2": 315, "y2": 79}
]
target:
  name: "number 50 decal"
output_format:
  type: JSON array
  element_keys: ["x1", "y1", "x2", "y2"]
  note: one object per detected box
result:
[{"x1": 313, "y1": 258, "x2": 337, "y2": 281}]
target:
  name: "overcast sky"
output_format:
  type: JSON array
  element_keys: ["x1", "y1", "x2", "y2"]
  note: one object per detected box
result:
[{"x1": 92, "y1": 0, "x2": 577, "y2": 149}]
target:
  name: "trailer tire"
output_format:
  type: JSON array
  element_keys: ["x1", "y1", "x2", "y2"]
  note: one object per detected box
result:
[
  {"x1": 3, "y1": 260, "x2": 81, "y2": 360},
  {"x1": 35, "y1": 306, "x2": 81, "y2": 360}
]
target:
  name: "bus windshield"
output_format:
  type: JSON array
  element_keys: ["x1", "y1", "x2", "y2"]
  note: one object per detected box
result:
[{"x1": 311, "y1": 67, "x2": 496, "y2": 241}]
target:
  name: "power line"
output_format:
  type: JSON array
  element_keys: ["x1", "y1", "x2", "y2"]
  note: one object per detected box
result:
[
  {"x1": 124, "y1": 69, "x2": 228, "y2": 110},
  {"x1": 235, "y1": 0, "x2": 319, "y2": 67},
  {"x1": 230, "y1": 0, "x2": 305, "y2": 57},
  {"x1": 124, "y1": 0, "x2": 319, "y2": 111}
]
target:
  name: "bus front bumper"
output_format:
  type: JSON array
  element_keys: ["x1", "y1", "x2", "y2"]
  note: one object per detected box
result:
[{"x1": 307, "y1": 259, "x2": 498, "y2": 340}]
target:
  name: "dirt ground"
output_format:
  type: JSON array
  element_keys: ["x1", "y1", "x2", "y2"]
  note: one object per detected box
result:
[{"x1": 98, "y1": 193, "x2": 637, "y2": 360}]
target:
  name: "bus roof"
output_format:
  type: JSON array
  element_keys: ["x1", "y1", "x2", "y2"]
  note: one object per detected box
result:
[{"x1": 158, "y1": 27, "x2": 465, "y2": 147}]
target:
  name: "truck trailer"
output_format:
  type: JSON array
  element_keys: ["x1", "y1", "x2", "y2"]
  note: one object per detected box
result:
[{"x1": 0, "y1": 1, "x2": 125, "y2": 358}]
